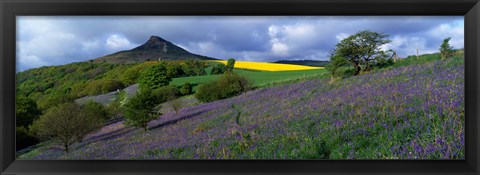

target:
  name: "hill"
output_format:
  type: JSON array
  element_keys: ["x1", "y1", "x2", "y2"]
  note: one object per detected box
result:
[
  {"x1": 92, "y1": 36, "x2": 217, "y2": 64},
  {"x1": 274, "y1": 60, "x2": 330, "y2": 67},
  {"x1": 20, "y1": 55, "x2": 464, "y2": 159}
]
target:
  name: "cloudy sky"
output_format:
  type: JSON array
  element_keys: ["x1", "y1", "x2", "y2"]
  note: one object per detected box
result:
[{"x1": 16, "y1": 16, "x2": 463, "y2": 72}]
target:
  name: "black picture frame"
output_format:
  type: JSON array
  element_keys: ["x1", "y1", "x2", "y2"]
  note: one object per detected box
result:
[{"x1": 1, "y1": 0, "x2": 479, "y2": 174}]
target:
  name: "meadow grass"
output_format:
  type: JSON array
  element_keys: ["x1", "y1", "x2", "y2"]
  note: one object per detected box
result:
[{"x1": 169, "y1": 69, "x2": 328, "y2": 91}]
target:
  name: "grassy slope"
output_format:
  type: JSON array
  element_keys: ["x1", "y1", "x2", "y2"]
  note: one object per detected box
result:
[
  {"x1": 170, "y1": 69, "x2": 328, "y2": 90},
  {"x1": 20, "y1": 55, "x2": 464, "y2": 160}
]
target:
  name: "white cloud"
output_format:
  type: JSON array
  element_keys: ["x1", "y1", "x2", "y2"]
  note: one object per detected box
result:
[
  {"x1": 181, "y1": 41, "x2": 229, "y2": 59},
  {"x1": 381, "y1": 35, "x2": 436, "y2": 58},
  {"x1": 17, "y1": 54, "x2": 47, "y2": 70},
  {"x1": 105, "y1": 34, "x2": 136, "y2": 51},
  {"x1": 271, "y1": 41, "x2": 290, "y2": 56},
  {"x1": 267, "y1": 24, "x2": 321, "y2": 57},
  {"x1": 16, "y1": 16, "x2": 464, "y2": 71},
  {"x1": 336, "y1": 33, "x2": 350, "y2": 42},
  {"x1": 82, "y1": 40, "x2": 100, "y2": 51},
  {"x1": 16, "y1": 18, "x2": 82, "y2": 70},
  {"x1": 428, "y1": 20, "x2": 464, "y2": 49}
]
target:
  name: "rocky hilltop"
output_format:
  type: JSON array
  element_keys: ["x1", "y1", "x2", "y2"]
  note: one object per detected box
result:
[{"x1": 92, "y1": 36, "x2": 216, "y2": 64}]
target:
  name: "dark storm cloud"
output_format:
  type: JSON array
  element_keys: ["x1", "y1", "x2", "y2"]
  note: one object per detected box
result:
[{"x1": 17, "y1": 16, "x2": 463, "y2": 71}]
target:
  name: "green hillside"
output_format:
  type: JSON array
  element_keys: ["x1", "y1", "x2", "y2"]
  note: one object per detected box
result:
[{"x1": 18, "y1": 51, "x2": 465, "y2": 160}]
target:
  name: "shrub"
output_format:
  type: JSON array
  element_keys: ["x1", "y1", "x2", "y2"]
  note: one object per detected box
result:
[
  {"x1": 375, "y1": 56, "x2": 394, "y2": 69},
  {"x1": 195, "y1": 81, "x2": 219, "y2": 103},
  {"x1": 152, "y1": 85, "x2": 180, "y2": 103},
  {"x1": 30, "y1": 102, "x2": 104, "y2": 152},
  {"x1": 195, "y1": 72, "x2": 253, "y2": 102},
  {"x1": 179, "y1": 82, "x2": 193, "y2": 96},
  {"x1": 216, "y1": 72, "x2": 253, "y2": 98},
  {"x1": 124, "y1": 90, "x2": 160, "y2": 132}
]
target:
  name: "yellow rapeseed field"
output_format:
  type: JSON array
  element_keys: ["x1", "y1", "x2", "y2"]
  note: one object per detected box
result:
[{"x1": 213, "y1": 60, "x2": 324, "y2": 71}]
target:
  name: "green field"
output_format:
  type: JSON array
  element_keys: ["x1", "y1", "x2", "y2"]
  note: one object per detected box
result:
[{"x1": 169, "y1": 68, "x2": 328, "y2": 91}]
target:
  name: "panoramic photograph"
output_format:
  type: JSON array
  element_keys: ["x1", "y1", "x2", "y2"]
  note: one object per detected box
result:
[{"x1": 15, "y1": 16, "x2": 464, "y2": 159}]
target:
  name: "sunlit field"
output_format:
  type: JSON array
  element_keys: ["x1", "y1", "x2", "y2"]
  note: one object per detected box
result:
[{"x1": 213, "y1": 60, "x2": 323, "y2": 71}]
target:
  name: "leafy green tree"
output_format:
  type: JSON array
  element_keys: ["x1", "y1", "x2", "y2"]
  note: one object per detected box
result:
[
  {"x1": 77, "y1": 101, "x2": 108, "y2": 142},
  {"x1": 30, "y1": 102, "x2": 104, "y2": 153},
  {"x1": 138, "y1": 63, "x2": 172, "y2": 91},
  {"x1": 124, "y1": 90, "x2": 160, "y2": 132},
  {"x1": 16, "y1": 96, "x2": 41, "y2": 128},
  {"x1": 232, "y1": 72, "x2": 254, "y2": 97},
  {"x1": 216, "y1": 72, "x2": 248, "y2": 98},
  {"x1": 226, "y1": 58, "x2": 236, "y2": 72},
  {"x1": 440, "y1": 37, "x2": 454, "y2": 59},
  {"x1": 325, "y1": 52, "x2": 348, "y2": 83},
  {"x1": 334, "y1": 30, "x2": 391, "y2": 75},
  {"x1": 195, "y1": 81, "x2": 219, "y2": 103}
]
